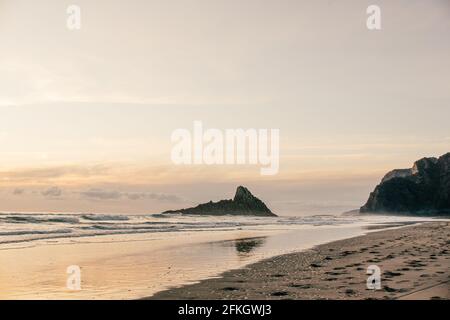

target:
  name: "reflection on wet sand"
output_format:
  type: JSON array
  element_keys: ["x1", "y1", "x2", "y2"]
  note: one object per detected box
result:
[
  {"x1": 233, "y1": 237, "x2": 266, "y2": 255},
  {"x1": 1, "y1": 218, "x2": 421, "y2": 299}
]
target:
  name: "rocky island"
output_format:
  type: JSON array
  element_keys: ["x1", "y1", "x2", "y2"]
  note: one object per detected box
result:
[
  {"x1": 360, "y1": 152, "x2": 450, "y2": 215},
  {"x1": 162, "y1": 186, "x2": 277, "y2": 217}
]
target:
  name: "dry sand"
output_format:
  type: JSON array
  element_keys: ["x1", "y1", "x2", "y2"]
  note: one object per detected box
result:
[{"x1": 149, "y1": 222, "x2": 450, "y2": 300}]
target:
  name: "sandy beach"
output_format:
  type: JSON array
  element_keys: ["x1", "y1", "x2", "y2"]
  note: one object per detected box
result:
[
  {"x1": 150, "y1": 221, "x2": 450, "y2": 300},
  {"x1": 1, "y1": 214, "x2": 397, "y2": 299}
]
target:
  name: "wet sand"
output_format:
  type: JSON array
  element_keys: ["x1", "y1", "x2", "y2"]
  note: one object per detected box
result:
[{"x1": 150, "y1": 222, "x2": 450, "y2": 300}]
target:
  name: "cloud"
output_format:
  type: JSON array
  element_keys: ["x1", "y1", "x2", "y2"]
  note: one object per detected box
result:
[
  {"x1": 79, "y1": 188, "x2": 182, "y2": 202},
  {"x1": 0, "y1": 165, "x2": 110, "y2": 180},
  {"x1": 41, "y1": 186, "x2": 63, "y2": 197},
  {"x1": 79, "y1": 188, "x2": 121, "y2": 200},
  {"x1": 6, "y1": 185, "x2": 183, "y2": 204},
  {"x1": 12, "y1": 188, "x2": 25, "y2": 195},
  {"x1": 125, "y1": 192, "x2": 183, "y2": 202}
]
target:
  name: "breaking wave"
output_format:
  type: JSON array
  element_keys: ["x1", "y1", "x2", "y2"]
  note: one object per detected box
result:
[
  {"x1": 81, "y1": 214, "x2": 130, "y2": 221},
  {"x1": 0, "y1": 212, "x2": 376, "y2": 247}
]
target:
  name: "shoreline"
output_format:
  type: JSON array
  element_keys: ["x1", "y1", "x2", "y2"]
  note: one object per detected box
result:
[{"x1": 148, "y1": 222, "x2": 450, "y2": 300}]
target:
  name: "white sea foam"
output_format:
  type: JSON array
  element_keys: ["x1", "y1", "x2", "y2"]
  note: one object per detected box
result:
[
  {"x1": 0, "y1": 212, "x2": 438, "y2": 247},
  {"x1": 81, "y1": 214, "x2": 130, "y2": 221}
]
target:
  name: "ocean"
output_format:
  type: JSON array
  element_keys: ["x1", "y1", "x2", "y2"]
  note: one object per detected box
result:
[{"x1": 0, "y1": 212, "x2": 440, "y2": 299}]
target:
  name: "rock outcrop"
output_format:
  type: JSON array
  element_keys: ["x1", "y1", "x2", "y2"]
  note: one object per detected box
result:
[
  {"x1": 360, "y1": 152, "x2": 450, "y2": 215},
  {"x1": 163, "y1": 186, "x2": 277, "y2": 217}
]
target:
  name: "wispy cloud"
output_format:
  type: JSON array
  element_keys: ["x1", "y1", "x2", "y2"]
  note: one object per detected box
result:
[
  {"x1": 125, "y1": 192, "x2": 182, "y2": 202},
  {"x1": 79, "y1": 188, "x2": 121, "y2": 200},
  {"x1": 78, "y1": 188, "x2": 183, "y2": 202},
  {"x1": 12, "y1": 188, "x2": 25, "y2": 195},
  {"x1": 0, "y1": 165, "x2": 111, "y2": 184},
  {"x1": 9, "y1": 185, "x2": 183, "y2": 203},
  {"x1": 41, "y1": 186, "x2": 63, "y2": 198}
]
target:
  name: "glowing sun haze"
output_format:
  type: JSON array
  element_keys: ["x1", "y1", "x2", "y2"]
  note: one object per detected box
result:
[{"x1": 0, "y1": 0, "x2": 449, "y2": 214}]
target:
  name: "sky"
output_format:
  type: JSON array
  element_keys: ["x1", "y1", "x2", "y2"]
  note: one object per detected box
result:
[{"x1": 0, "y1": 0, "x2": 449, "y2": 215}]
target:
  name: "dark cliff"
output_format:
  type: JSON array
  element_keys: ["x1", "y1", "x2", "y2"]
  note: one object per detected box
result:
[{"x1": 360, "y1": 152, "x2": 450, "y2": 215}]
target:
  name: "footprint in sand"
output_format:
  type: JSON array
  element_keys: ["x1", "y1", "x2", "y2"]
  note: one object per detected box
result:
[
  {"x1": 396, "y1": 280, "x2": 409, "y2": 284},
  {"x1": 345, "y1": 289, "x2": 356, "y2": 296},
  {"x1": 325, "y1": 271, "x2": 346, "y2": 276},
  {"x1": 325, "y1": 277, "x2": 338, "y2": 281},
  {"x1": 221, "y1": 287, "x2": 239, "y2": 291},
  {"x1": 383, "y1": 285, "x2": 407, "y2": 293},
  {"x1": 398, "y1": 267, "x2": 410, "y2": 271},
  {"x1": 384, "y1": 271, "x2": 403, "y2": 278},
  {"x1": 289, "y1": 284, "x2": 312, "y2": 289},
  {"x1": 271, "y1": 291, "x2": 289, "y2": 296},
  {"x1": 407, "y1": 260, "x2": 427, "y2": 268}
]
